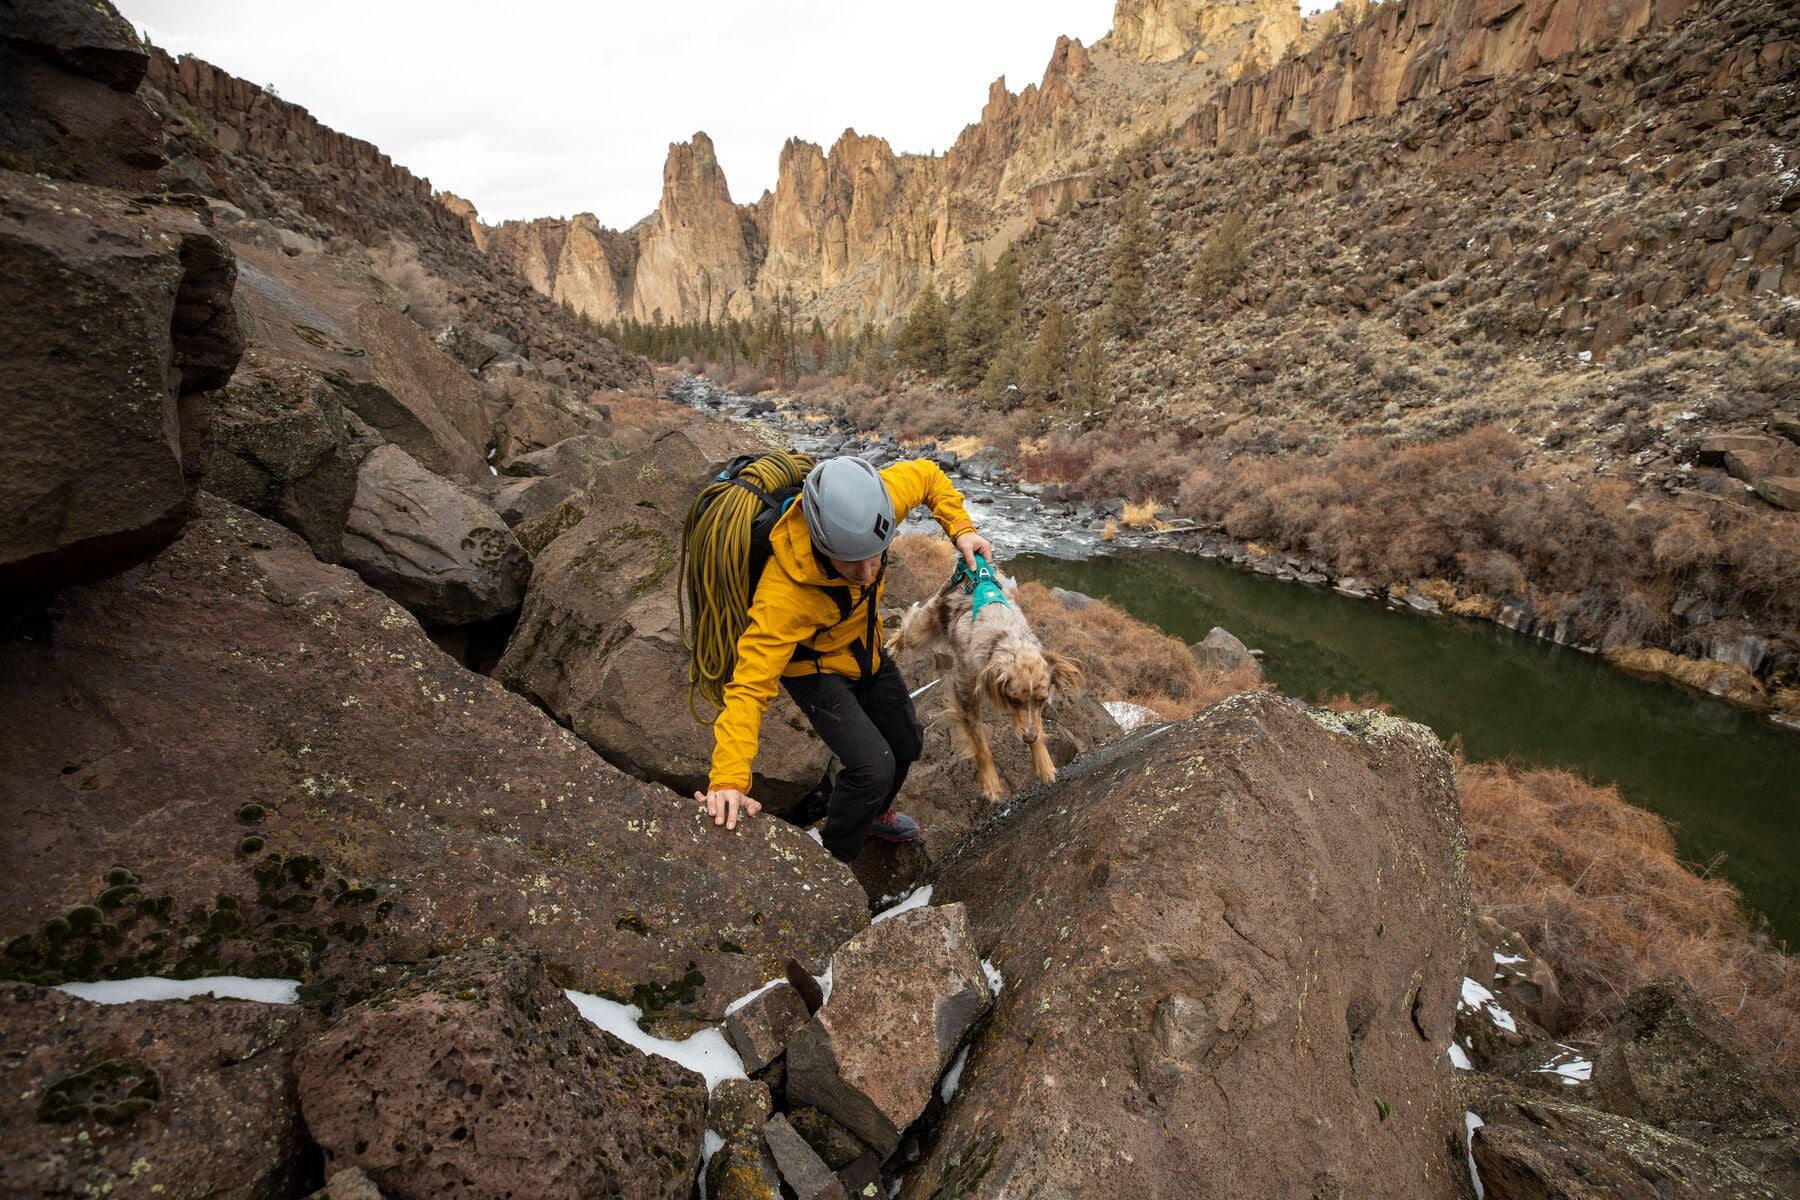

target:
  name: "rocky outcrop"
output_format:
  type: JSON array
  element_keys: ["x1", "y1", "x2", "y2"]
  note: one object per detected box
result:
[
  {"x1": 0, "y1": 498, "x2": 866, "y2": 1019},
  {"x1": 1111, "y1": 0, "x2": 1300, "y2": 69},
  {"x1": 916, "y1": 694, "x2": 1470, "y2": 1198},
  {"x1": 496, "y1": 420, "x2": 833, "y2": 812},
  {"x1": 0, "y1": 172, "x2": 242, "y2": 596},
  {"x1": 0, "y1": 983, "x2": 317, "y2": 1198},
  {"x1": 0, "y1": 0, "x2": 162, "y2": 187},
  {"x1": 298, "y1": 948, "x2": 706, "y2": 1200},
  {"x1": 340, "y1": 445, "x2": 530, "y2": 627},
  {"x1": 634, "y1": 133, "x2": 758, "y2": 324},
  {"x1": 788, "y1": 904, "x2": 992, "y2": 1156}
]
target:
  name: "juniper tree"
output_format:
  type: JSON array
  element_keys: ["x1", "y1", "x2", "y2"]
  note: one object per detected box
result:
[
  {"x1": 1070, "y1": 324, "x2": 1109, "y2": 417},
  {"x1": 895, "y1": 280, "x2": 950, "y2": 373},
  {"x1": 947, "y1": 257, "x2": 997, "y2": 388},
  {"x1": 1188, "y1": 209, "x2": 1250, "y2": 302},
  {"x1": 1021, "y1": 296, "x2": 1074, "y2": 404},
  {"x1": 1107, "y1": 187, "x2": 1149, "y2": 339}
]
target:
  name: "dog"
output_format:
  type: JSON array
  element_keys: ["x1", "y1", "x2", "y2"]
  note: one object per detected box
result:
[{"x1": 887, "y1": 569, "x2": 1083, "y2": 801}]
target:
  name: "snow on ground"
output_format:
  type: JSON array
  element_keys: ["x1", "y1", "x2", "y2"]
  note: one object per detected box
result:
[
  {"x1": 807, "y1": 827, "x2": 824, "y2": 845},
  {"x1": 1104, "y1": 700, "x2": 1160, "y2": 731},
  {"x1": 723, "y1": 976, "x2": 784, "y2": 1017},
  {"x1": 565, "y1": 990, "x2": 746, "y2": 1092},
  {"x1": 57, "y1": 976, "x2": 300, "y2": 1005},
  {"x1": 1533, "y1": 1046, "x2": 1593, "y2": 1085},
  {"x1": 939, "y1": 1045, "x2": 971, "y2": 1102},
  {"x1": 1448, "y1": 1041, "x2": 1474, "y2": 1070},
  {"x1": 1464, "y1": 1112, "x2": 1487, "y2": 1199},
  {"x1": 872, "y1": 883, "x2": 934, "y2": 923},
  {"x1": 1458, "y1": 976, "x2": 1518, "y2": 1032},
  {"x1": 698, "y1": 1130, "x2": 725, "y2": 1200},
  {"x1": 981, "y1": 958, "x2": 1004, "y2": 996}
]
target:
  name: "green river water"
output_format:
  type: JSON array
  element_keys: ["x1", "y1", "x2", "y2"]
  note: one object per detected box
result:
[{"x1": 1011, "y1": 548, "x2": 1800, "y2": 947}]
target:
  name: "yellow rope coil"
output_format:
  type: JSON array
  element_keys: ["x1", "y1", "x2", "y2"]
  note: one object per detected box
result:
[{"x1": 678, "y1": 451, "x2": 814, "y2": 719}]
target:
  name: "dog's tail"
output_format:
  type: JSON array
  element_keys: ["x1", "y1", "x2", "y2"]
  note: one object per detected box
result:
[{"x1": 886, "y1": 587, "x2": 961, "y2": 656}]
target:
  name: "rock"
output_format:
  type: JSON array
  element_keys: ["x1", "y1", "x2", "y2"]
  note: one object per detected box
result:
[
  {"x1": 1189, "y1": 625, "x2": 1263, "y2": 678},
  {"x1": 0, "y1": 982, "x2": 316, "y2": 1198},
  {"x1": 1050, "y1": 586, "x2": 1097, "y2": 609},
  {"x1": 848, "y1": 840, "x2": 935, "y2": 909},
  {"x1": 0, "y1": 498, "x2": 866, "y2": 1020},
  {"x1": 497, "y1": 420, "x2": 830, "y2": 812},
  {"x1": 513, "y1": 494, "x2": 591, "y2": 558},
  {"x1": 469, "y1": 473, "x2": 580, "y2": 528},
  {"x1": 501, "y1": 432, "x2": 631, "y2": 488},
  {"x1": 0, "y1": 173, "x2": 242, "y2": 595},
  {"x1": 298, "y1": 948, "x2": 705, "y2": 1200},
  {"x1": 203, "y1": 355, "x2": 374, "y2": 563},
  {"x1": 0, "y1": 0, "x2": 163, "y2": 188},
  {"x1": 725, "y1": 981, "x2": 812, "y2": 1073},
  {"x1": 341, "y1": 444, "x2": 530, "y2": 626},
  {"x1": 334, "y1": 304, "x2": 494, "y2": 483},
  {"x1": 1587, "y1": 980, "x2": 1790, "y2": 1129},
  {"x1": 708, "y1": 1078, "x2": 773, "y2": 1137},
  {"x1": 920, "y1": 693, "x2": 1471, "y2": 1198},
  {"x1": 763, "y1": 1113, "x2": 850, "y2": 1200},
  {"x1": 1470, "y1": 1090, "x2": 1789, "y2": 1200},
  {"x1": 838, "y1": 1153, "x2": 883, "y2": 1199},
  {"x1": 789, "y1": 1107, "x2": 871, "y2": 1171},
  {"x1": 706, "y1": 1131, "x2": 783, "y2": 1200},
  {"x1": 492, "y1": 390, "x2": 601, "y2": 467},
  {"x1": 1471, "y1": 914, "x2": 1566, "y2": 1033},
  {"x1": 305, "y1": 1167, "x2": 386, "y2": 1200},
  {"x1": 787, "y1": 904, "x2": 992, "y2": 1155},
  {"x1": 1455, "y1": 973, "x2": 1555, "y2": 1071}
]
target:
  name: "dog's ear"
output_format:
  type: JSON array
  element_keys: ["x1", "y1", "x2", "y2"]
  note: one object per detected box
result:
[
  {"x1": 1044, "y1": 649, "x2": 1085, "y2": 697},
  {"x1": 977, "y1": 657, "x2": 1011, "y2": 707}
]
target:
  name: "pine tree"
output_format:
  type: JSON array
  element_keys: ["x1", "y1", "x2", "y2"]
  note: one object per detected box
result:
[
  {"x1": 980, "y1": 325, "x2": 1028, "y2": 409},
  {"x1": 1070, "y1": 324, "x2": 1109, "y2": 416},
  {"x1": 946, "y1": 257, "x2": 997, "y2": 389},
  {"x1": 1188, "y1": 209, "x2": 1249, "y2": 302},
  {"x1": 894, "y1": 280, "x2": 949, "y2": 373},
  {"x1": 1021, "y1": 297, "x2": 1074, "y2": 403},
  {"x1": 1107, "y1": 187, "x2": 1149, "y2": 339}
]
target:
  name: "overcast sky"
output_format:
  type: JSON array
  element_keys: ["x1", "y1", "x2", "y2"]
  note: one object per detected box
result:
[{"x1": 119, "y1": 0, "x2": 1336, "y2": 228}]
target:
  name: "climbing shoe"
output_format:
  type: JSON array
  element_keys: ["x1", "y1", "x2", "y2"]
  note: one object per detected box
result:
[{"x1": 868, "y1": 809, "x2": 922, "y2": 844}]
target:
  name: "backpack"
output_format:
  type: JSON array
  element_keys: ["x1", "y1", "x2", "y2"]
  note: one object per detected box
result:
[{"x1": 678, "y1": 450, "x2": 885, "y2": 717}]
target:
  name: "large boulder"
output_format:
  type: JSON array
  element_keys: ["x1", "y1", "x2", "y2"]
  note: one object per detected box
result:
[
  {"x1": 202, "y1": 353, "x2": 374, "y2": 563},
  {"x1": 0, "y1": 498, "x2": 866, "y2": 1020},
  {"x1": 497, "y1": 419, "x2": 830, "y2": 812},
  {"x1": 341, "y1": 444, "x2": 530, "y2": 626},
  {"x1": 491, "y1": 384, "x2": 600, "y2": 466},
  {"x1": 500, "y1": 432, "x2": 633, "y2": 489},
  {"x1": 1189, "y1": 625, "x2": 1263, "y2": 679},
  {"x1": 298, "y1": 948, "x2": 705, "y2": 1200},
  {"x1": 787, "y1": 904, "x2": 992, "y2": 1156},
  {"x1": 915, "y1": 694, "x2": 1471, "y2": 1199},
  {"x1": 0, "y1": 173, "x2": 242, "y2": 595},
  {"x1": 0, "y1": 0, "x2": 163, "y2": 188},
  {"x1": 0, "y1": 983, "x2": 316, "y2": 1198}
]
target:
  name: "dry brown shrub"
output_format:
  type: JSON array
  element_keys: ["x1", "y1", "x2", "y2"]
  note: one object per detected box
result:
[
  {"x1": 370, "y1": 240, "x2": 457, "y2": 331},
  {"x1": 1459, "y1": 759, "x2": 1800, "y2": 1085},
  {"x1": 1013, "y1": 582, "x2": 1268, "y2": 718},
  {"x1": 1121, "y1": 499, "x2": 1163, "y2": 529}
]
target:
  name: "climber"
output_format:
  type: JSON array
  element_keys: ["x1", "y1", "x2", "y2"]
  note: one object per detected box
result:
[{"x1": 683, "y1": 454, "x2": 991, "y2": 861}]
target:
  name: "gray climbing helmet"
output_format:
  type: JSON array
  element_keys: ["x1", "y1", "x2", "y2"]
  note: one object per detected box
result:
[{"x1": 802, "y1": 456, "x2": 896, "y2": 562}]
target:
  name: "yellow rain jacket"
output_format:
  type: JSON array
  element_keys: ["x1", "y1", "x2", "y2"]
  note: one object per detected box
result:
[{"x1": 707, "y1": 459, "x2": 977, "y2": 795}]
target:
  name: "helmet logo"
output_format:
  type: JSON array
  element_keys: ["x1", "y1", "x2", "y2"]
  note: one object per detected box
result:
[{"x1": 873, "y1": 514, "x2": 891, "y2": 539}]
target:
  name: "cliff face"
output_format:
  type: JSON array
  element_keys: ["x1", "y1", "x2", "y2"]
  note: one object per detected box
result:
[{"x1": 478, "y1": 0, "x2": 1301, "y2": 327}]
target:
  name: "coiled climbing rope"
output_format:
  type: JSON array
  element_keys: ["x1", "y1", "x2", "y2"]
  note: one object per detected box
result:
[{"x1": 678, "y1": 450, "x2": 814, "y2": 718}]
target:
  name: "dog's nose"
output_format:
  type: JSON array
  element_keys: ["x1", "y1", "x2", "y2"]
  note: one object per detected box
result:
[{"x1": 1022, "y1": 729, "x2": 1039, "y2": 744}]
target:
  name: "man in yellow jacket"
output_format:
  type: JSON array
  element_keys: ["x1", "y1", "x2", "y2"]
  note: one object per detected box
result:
[{"x1": 695, "y1": 455, "x2": 991, "y2": 861}]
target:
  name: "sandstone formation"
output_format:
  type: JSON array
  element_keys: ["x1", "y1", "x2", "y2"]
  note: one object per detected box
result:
[
  {"x1": 496, "y1": 421, "x2": 834, "y2": 812},
  {"x1": 297, "y1": 948, "x2": 706, "y2": 1200},
  {"x1": 918, "y1": 694, "x2": 1471, "y2": 1198},
  {"x1": 340, "y1": 444, "x2": 530, "y2": 627},
  {"x1": 787, "y1": 904, "x2": 993, "y2": 1155},
  {"x1": 477, "y1": 0, "x2": 1307, "y2": 327},
  {"x1": 0, "y1": 172, "x2": 242, "y2": 596},
  {"x1": 0, "y1": 983, "x2": 316, "y2": 1198},
  {"x1": 0, "y1": 498, "x2": 866, "y2": 1019}
]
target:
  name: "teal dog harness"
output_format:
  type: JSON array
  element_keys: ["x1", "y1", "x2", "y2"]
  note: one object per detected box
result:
[{"x1": 951, "y1": 552, "x2": 1008, "y2": 621}]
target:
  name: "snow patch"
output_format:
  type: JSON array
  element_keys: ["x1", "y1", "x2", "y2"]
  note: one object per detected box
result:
[
  {"x1": 1458, "y1": 977, "x2": 1517, "y2": 1033},
  {"x1": 1492, "y1": 952, "x2": 1527, "y2": 965},
  {"x1": 565, "y1": 989, "x2": 745, "y2": 1092},
  {"x1": 981, "y1": 958, "x2": 1004, "y2": 996},
  {"x1": 1104, "y1": 700, "x2": 1160, "y2": 731},
  {"x1": 872, "y1": 884, "x2": 934, "y2": 923},
  {"x1": 807, "y1": 827, "x2": 824, "y2": 846},
  {"x1": 1448, "y1": 1041, "x2": 1474, "y2": 1070},
  {"x1": 57, "y1": 976, "x2": 300, "y2": 1005},
  {"x1": 699, "y1": 1131, "x2": 725, "y2": 1200},
  {"x1": 1534, "y1": 1046, "x2": 1593, "y2": 1085},
  {"x1": 1465, "y1": 1112, "x2": 1487, "y2": 1199},
  {"x1": 819, "y1": 962, "x2": 834, "y2": 1005},
  {"x1": 723, "y1": 976, "x2": 784, "y2": 1017},
  {"x1": 939, "y1": 1045, "x2": 971, "y2": 1102}
]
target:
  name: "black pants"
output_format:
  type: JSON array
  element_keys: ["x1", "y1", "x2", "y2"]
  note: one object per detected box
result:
[{"x1": 783, "y1": 657, "x2": 924, "y2": 862}]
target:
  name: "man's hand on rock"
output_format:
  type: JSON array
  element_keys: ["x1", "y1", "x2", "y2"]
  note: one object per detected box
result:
[
  {"x1": 696, "y1": 788, "x2": 761, "y2": 830},
  {"x1": 954, "y1": 530, "x2": 994, "y2": 569}
]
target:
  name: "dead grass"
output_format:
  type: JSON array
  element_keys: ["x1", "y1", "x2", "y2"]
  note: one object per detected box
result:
[
  {"x1": 1014, "y1": 581, "x2": 1268, "y2": 718},
  {"x1": 1121, "y1": 499, "x2": 1163, "y2": 529},
  {"x1": 1459, "y1": 759, "x2": 1800, "y2": 1087}
]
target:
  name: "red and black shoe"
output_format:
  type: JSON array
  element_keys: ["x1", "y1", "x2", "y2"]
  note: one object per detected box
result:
[{"x1": 868, "y1": 809, "x2": 922, "y2": 844}]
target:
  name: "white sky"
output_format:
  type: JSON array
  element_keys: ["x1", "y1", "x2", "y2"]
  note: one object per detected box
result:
[{"x1": 119, "y1": 1, "x2": 1338, "y2": 228}]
